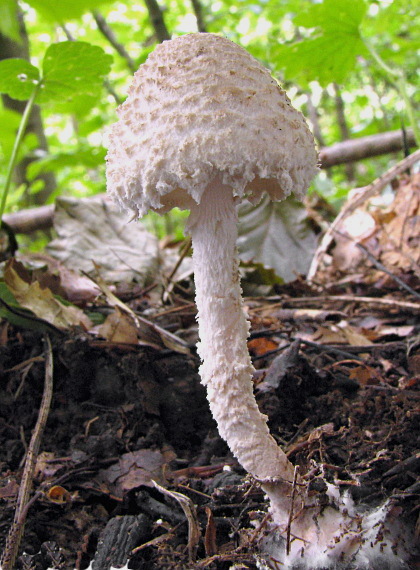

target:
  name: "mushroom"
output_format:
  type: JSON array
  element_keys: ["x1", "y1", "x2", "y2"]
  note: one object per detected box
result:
[
  {"x1": 106, "y1": 33, "x2": 415, "y2": 568},
  {"x1": 107, "y1": 30, "x2": 315, "y2": 511}
]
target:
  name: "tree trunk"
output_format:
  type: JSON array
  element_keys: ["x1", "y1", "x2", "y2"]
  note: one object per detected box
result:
[{"x1": 333, "y1": 83, "x2": 355, "y2": 180}]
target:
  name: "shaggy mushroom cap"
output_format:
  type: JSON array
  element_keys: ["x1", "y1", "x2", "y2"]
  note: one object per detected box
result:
[{"x1": 106, "y1": 33, "x2": 317, "y2": 216}]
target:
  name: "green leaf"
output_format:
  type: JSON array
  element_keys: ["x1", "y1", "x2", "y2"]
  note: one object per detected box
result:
[
  {"x1": 38, "y1": 41, "x2": 113, "y2": 104},
  {"x1": 295, "y1": 0, "x2": 367, "y2": 33},
  {"x1": 276, "y1": 33, "x2": 367, "y2": 87},
  {"x1": 25, "y1": 0, "x2": 114, "y2": 22},
  {"x1": 0, "y1": 0, "x2": 21, "y2": 43},
  {"x1": 275, "y1": 0, "x2": 368, "y2": 86},
  {"x1": 0, "y1": 59, "x2": 40, "y2": 100},
  {"x1": 240, "y1": 260, "x2": 284, "y2": 296},
  {"x1": 26, "y1": 146, "x2": 106, "y2": 180},
  {"x1": 238, "y1": 195, "x2": 318, "y2": 282}
]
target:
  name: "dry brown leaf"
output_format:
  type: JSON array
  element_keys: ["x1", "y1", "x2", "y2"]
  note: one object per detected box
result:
[
  {"x1": 98, "y1": 449, "x2": 166, "y2": 497},
  {"x1": 341, "y1": 325, "x2": 373, "y2": 346},
  {"x1": 247, "y1": 337, "x2": 278, "y2": 356},
  {"x1": 379, "y1": 174, "x2": 420, "y2": 271},
  {"x1": 312, "y1": 325, "x2": 348, "y2": 344},
  {"x1": 349, "y1": 365, "x2": 381, "y2": 386},
  {"x1": 4, "y1": 260, "x2": 92, "y2": 330},
  {"x1": 20, "y1": 253, "x2": 101, "y2": 304},
  {"x1": 204, "y1": 506, "x2": 217, "y2": 556},
  {"x1": 45, "y1": 485, "x2": 73, "y2": 504},
  {"x1": 98, "y1": 308, "x2": 138, "y2": 344},
  {"x1": 332, "y1": 210, "x2": 377, "y2": 271}
]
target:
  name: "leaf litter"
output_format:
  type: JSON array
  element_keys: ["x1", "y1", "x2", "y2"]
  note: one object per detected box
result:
[{"x1": 0, "y1": 171, "x2": 419, "y2": 569}]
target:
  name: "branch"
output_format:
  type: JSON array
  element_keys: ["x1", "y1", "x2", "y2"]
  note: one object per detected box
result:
[
  {"x1": 3, "y1": 131, "x2": 418, "y2": 235},
  {"x1": 190, "y1": 0, "x2": 207, "y2": 32},
  {"x1": 92, "y1": 11, "x2": 137, "y2": 73},
  {"x1": 143, "y1": 0, "x2": 170, "y2": 43},
  {"x1": 319, "y1": 128, "x2": 416, "y2": 168}
]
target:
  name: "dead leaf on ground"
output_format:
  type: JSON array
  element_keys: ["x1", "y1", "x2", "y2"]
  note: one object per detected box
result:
[
  {"x1": 19, "y1": 252, "x2": 100, "y2": 304},
  {"x1": 98, "y1": 308, "x2": 139, "y2": 344},
  {"x1": 46, "y1": 196, "x2": 160, "y2": 286},
  {"x1": 97, "y1": 449, "x2": 167, "y2": 498},
  {"x1": 348, "y1": 364, "x2": 381, "y2": 386},
  {"x1": 247, "y1": 337, "x2": 278, "y2": 357},
  {"x1": 327, "y1": 173, "x2": 420, "y2": 280},
  {"x1": 4, "y1": 259, "x2": 92, "y2": 330},
  {"x1": 311, "y1": 323, "x2": 372, "y2": 346}
]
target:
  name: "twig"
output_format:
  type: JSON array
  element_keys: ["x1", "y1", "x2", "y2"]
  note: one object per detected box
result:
[
  {"x1": 354, "y1": 241, "x2": 420, "y2": 300},
  {"x1": 92, "y1": 11, "x2": 137, "y2": 72},
  {"x1": 190, "y1": 0, "x2": 207, "y2": 32},
  {"x1": 286, "y1": 466, "x2": 299, "y2": 556},
  {"x1": 308, "y1": 149, "x2": 420, "y2": 280},
  {"x1": 144, "y1": 0, "x2": 170, "y2": 42},
  {"x1": 269, "y1": 295, "x2": 420, "y2": 311},
  {"x1": 1, "y1": 335, "x2": 54, "y2": 570}
]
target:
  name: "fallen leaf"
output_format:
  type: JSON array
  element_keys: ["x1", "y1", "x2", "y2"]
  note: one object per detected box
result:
[
  {"x1": 47, "y1": 195, "x2": 160, "y2": 285},
  {"x1": 247, "y1": 337, "x2": 278, "y2": 357},
  {"x1": 4, "y1": 259, "x2": 92, "y2": 330},
  {"x1": 20, "y1": 252, "x2": 100, "y2": 304},
  {"x1": 98, "y1": 308, "x2": 138, "y2": 344},
  {"x1": 349, "y1": 364, "x2": 381, "y2": 386},
  {"x1": 97, "y1": 449, "x2": 166, "y2": 498},
  {"x1": 45, "y1": 485, "x2": 73, "y2": 504}
]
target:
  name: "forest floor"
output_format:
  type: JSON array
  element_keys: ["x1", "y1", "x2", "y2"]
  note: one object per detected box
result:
[{"x1": 0, "y1": 174, "x2": 419, "y2": 569}]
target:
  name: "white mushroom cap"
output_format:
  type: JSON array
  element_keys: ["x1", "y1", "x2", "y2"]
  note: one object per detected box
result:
[{"x1": 106, "y1": 33, "x2": 317, "y2": 217}]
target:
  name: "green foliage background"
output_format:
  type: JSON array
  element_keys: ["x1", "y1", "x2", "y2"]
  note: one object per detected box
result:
[{"x1": 0, "y1": 0, "x2": 418, "y2": 234}]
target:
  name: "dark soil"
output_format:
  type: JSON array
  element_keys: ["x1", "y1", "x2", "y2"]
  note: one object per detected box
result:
[{"x1": 0, "y1": 281, "x2": 419, "y2": 569}]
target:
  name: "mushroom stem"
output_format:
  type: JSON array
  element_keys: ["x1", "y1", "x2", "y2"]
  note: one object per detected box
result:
[{"x1": 186, "y1": 177, "x2": 296, "y2": 520}]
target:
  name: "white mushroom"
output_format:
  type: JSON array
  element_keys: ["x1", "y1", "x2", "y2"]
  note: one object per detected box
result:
[{"x1": 106, "y1": 33, "x2": 415, "y2": 568}]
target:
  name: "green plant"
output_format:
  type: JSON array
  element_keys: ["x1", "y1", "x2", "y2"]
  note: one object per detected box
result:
[{"x1": 0, "y1": 40, "x2": 112, "y2": 220}]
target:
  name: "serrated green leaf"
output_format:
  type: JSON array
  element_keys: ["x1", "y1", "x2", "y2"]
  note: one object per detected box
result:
[
  {"x1": 25, "y1": 0, "x2": 114, "y2": 22},
  {"x1": 0, "y1": 59, "x2": 40, "y2": 100},
  {"x1": 275, "y1": 0, "x2": 368, "y2": 86},
  {"x1": 49, "y1": 93, "x2": 101, "y2": 117},
  {"x1": 276, "y1": 32, "x2": 367, "y2": 87},
  {"x1": 0, "y1": 0, "x2": 21, "y2": 43},
  {"x1": 38, "y1": 41, "x2": 113, "y2": 104},
  {"x1": 237, "y1": 195, "x2": 317, "y2": 282},
  {"x1": 295, "y1": 0, "x2": 367, "y2": 33}
]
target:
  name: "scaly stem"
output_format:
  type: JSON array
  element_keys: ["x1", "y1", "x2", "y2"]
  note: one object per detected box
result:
[
  {"x1": 0, "y1": 83, "x2": 41, "y2": 222},
  {"x1": 186, "y1": 178, "x2": 296, "y2": 520}
]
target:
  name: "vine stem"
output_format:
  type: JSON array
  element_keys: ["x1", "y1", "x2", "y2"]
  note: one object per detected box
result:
[{"x1": 0, "y1": 82, "x2": 41, "y2": 222}]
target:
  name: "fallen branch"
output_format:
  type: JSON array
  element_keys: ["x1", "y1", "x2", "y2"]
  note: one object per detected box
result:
[
  {"x1": 0, "y1": 335, "x2": 54, "y2": 570},
  {"x1": 318, "y1": 128, "x2": 416, "y2": 168},
  {"x1": 3, "y1": 130, "x2": 417, "y2": 235}
]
